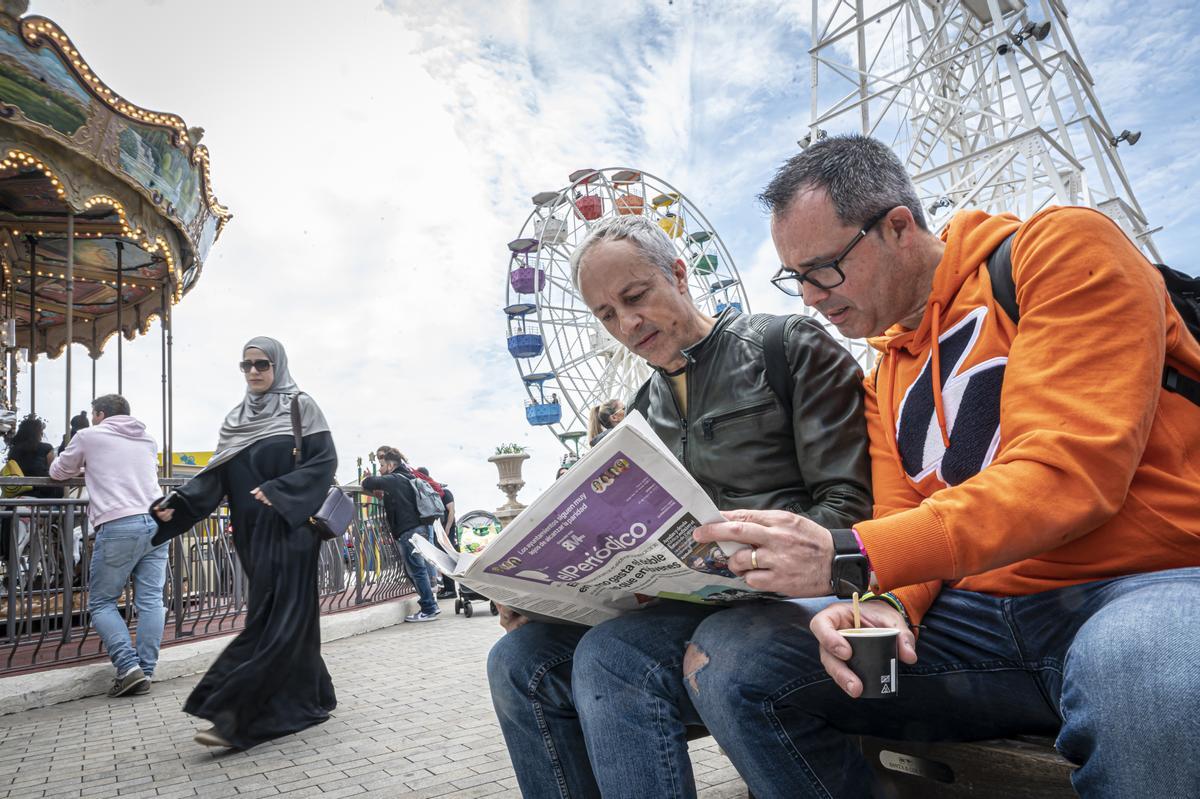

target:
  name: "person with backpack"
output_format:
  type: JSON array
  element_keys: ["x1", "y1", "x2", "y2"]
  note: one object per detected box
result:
[
  {"x1": 0, "y1": 415, "x2": 63, "y2": 583},
  {"x1": 362, "y1": 450, "x2": 441, "y2": 622},
  {"x1": 684, "y1": 135, "x2": 1200, "y2": 798},
  {"x1": 486, "y1": 214, "x2": 872, "y2": 797}
]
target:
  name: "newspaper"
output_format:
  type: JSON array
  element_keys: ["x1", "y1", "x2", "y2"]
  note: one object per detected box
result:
[{"x1": 413, "y1": 411, "x2": 768, "y2": 626}]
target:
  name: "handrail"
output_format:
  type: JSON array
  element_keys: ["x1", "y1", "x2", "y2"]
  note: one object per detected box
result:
[{"x1": 0, "y1": 486, "x2": 411, "y2": 676}]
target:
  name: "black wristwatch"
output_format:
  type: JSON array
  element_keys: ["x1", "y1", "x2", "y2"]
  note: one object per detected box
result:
[{"x1": 829, "y1": 528, "x2": 870, "y2": 599}]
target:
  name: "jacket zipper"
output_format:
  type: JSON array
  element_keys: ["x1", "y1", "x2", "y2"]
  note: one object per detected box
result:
[
  {"x1": 665, "y1": 370, "x2": 689, "y2": 468},
  {"x1": 700, "y1": 400, "x2": 775, "y2": 441}
]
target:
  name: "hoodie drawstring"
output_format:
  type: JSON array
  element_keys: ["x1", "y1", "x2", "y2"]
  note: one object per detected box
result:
[
  {"x1": 929, "y1": 303, "x2": 952, "y2": 449},
  {"x1": 880, "y1": 301, "x2": 951, "y2": 485},
  {"x1": 881, "y1": 350, "x2": 906, "y2": 482}
]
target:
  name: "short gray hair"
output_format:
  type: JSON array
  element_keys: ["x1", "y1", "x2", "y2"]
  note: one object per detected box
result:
[
  {"x1": 92, "y1": 394, "x2": 130, "y2": 418},
  {"x1": 758, "y1": 134, "x2": 927, "y2": 230},
  {"x1": 570, "y1": 215, "x2": 678, "y2": 291}
]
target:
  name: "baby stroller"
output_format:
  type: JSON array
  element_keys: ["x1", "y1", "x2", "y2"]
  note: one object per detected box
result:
[{"x1": 453, "y1": 509, "x2": 502, "y2": 618}]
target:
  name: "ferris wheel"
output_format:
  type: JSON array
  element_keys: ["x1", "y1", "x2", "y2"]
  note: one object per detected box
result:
[{"x1": 504, "y1": 168, "x2": 750, "y2": 449}]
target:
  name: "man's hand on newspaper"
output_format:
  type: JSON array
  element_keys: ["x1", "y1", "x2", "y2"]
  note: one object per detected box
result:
[
  {"x1": 810, "y1": 601, "x2": 918, "y2": 698},
  {"x1": 496, "y1": 603, "x2": 529, "y2": 633},
  {"x1": 693, "y1": 509, "x2": 834, "y2": 596}
]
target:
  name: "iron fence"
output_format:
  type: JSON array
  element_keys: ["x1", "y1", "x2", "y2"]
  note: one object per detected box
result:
[{"x1": 0, "y1": 478, "x2": 413, "y2": 676}]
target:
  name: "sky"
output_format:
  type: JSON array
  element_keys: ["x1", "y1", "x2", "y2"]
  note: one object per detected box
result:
[{"x1": 20, "y1": 0, "x2": 1200, "y2": 516}]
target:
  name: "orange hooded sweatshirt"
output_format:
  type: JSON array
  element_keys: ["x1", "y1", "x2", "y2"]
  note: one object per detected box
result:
[{"x1": 857, "y1": 207, "x2": 1200, "y2": 626}]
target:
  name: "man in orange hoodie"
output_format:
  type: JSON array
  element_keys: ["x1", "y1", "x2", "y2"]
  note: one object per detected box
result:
[{"x1": 686, "y1": 134, "x2": 1200, "y2": 798}]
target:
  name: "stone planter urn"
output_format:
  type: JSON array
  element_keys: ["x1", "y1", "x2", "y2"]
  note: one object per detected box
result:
[{"x1": 488, "y1": 452, "x2": 530, "y2": 525}]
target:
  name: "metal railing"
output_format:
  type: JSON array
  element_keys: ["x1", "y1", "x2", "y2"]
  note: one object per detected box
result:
[{"x1": 0, "y1": 478, "x2": 414, "y2": 676}]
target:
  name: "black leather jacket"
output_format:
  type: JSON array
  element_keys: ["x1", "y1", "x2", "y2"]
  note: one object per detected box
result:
[
  {"x1": 630, "y1": 309, "x2": 872, "y2": 528},
  {"x1": 361, "y1": 471, "x2": 422, "y2": 537}
]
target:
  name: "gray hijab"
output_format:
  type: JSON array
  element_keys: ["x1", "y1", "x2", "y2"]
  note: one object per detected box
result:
[{"x1": 205, "y1": 336, "x2": 330, "y2": 470}]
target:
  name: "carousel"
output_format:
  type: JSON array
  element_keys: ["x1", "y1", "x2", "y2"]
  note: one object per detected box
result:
[{"x1": 0, "y1": 0, "x2": 230, "y2": 468}]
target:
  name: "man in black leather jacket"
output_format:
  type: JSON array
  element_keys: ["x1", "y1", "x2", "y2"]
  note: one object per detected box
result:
[
  {"x1": 629, "y1": 309, "x2": 869, "y2": 524},
  {"x1": 487, "y1": 214, "x2": 872, "y2": 798}
]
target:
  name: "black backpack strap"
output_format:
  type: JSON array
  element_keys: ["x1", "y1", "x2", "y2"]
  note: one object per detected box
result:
[
  {"x1": 986, "y1": 232, "x2": 1020, "y2": 324},
  {"x1": 987, "y1": 234, "x2": 1200, "y2": 408},
  {"x1": 763, "y1": 314, "x2": 794, "y2": 415},
  {"x1": 1164, "y1": 367, "x2": 1200, "y2": 406},
  {"x1": 628, "y1": 377, "x2": 653, "y2": 418}
]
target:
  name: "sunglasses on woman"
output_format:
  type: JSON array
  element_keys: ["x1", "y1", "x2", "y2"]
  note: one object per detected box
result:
[{"x1": 238, "y1": 359, "x2": 273, "y2": 373}]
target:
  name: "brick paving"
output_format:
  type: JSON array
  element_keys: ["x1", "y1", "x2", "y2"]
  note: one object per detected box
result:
[{"x1": 0, "y1": 607, "x2": 748, "y2": 798}]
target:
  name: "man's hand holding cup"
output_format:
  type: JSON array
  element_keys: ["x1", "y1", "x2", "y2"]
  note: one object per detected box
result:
[{"x1": 811, "y1": 600, "x2": 918, "y2": 698}]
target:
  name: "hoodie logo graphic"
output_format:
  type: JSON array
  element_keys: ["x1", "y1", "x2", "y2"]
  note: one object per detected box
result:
[{"x1": 895, "y1": 307, "x2": 1006, "y2": 486}]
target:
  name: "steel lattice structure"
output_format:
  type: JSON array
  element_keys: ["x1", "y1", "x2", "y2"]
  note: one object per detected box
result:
[{"x1": 803, "y1": 0, "x2": 1157, "y2": 367}]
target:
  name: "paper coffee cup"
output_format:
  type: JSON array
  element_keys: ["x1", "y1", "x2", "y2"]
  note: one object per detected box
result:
[{"x1": 839, "y1": 627, "x2": 899, "y2": 699}]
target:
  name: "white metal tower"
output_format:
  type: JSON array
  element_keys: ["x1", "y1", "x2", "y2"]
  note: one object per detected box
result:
[{"x1": 806, "y1": 0, "x2": 1158, "y2": 257}]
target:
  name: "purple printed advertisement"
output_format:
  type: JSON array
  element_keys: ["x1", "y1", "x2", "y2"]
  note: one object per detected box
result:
[{"x1": 483, "y1": 452, "x2": 681, "y2": 586}]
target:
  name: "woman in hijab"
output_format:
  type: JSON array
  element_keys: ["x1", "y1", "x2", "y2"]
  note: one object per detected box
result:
[{"x1": 151, "y1": 337, "x2": 337, "y2": 750}]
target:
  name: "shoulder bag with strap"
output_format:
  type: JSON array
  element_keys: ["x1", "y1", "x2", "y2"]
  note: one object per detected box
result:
[
  {"x1": 986, "y1": 233, "x2": 1200, "y2": 407},
  {"x1": 290, "y1": 393, "x2": 354, "y2": 540},
  {"x1": 0, "y1": 457, "x2": 31, "y2": 498}
]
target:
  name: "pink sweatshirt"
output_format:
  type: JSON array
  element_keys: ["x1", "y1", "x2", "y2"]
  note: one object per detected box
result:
[{"x1": 49, "y1": 415, "x2": 162, "y2": 527}]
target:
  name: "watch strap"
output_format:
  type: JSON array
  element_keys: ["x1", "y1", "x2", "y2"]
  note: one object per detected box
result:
[{"x1": 830, "y1": 528, "x2": 860, "y2": 555}]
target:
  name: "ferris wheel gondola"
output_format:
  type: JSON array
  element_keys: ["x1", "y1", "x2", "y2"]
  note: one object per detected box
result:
[{"x1": 503, "y1": 168, "x2": 750, "y2": 447}]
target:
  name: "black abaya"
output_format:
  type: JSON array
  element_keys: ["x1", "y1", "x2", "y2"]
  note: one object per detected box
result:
[{"x1": 152, "y1": 432, "x2": 337, "y2": 750}]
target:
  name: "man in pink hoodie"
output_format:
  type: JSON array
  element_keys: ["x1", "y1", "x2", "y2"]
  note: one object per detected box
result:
[{"x1": 51, "y1": 394, "x2": 164, "y2": 697}]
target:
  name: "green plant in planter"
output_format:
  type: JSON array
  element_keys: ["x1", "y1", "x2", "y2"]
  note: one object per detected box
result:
[{"x1": 494, "y1": 443, "x2": 528, "y2": 455}]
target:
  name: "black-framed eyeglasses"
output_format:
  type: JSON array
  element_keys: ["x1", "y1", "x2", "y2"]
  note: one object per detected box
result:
[
  {"x1": 238, "y1": 359, "x2": 273, "y2": 373},
  {"x1": 770, "y1": 208, "x2": 892, "y2": 296}
]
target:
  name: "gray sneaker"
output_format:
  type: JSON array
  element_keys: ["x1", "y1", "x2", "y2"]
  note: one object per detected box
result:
[
  {"x1": 108, "y1": 667, "x2": 148, "y2": 697},
  {"x1": 404, "y1": 609, "x2": 441, "y2": 623}
]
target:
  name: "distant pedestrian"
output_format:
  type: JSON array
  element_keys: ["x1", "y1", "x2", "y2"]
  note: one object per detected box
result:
[
  {"x1": 50, "y1": 395, "x2": 163, "y2": 697},
  {"x1": 152, "y1": 337, "x2": 338, "y2": 749},
  {"x1": 417, "y1": 467, "x2": 457, "y2": 599},
  {"x1": 587, "y1": 398, "x2": 625, "y2": 446},
  {"x1": 1, "y1": 415, "x2": 63, "y2": 586},
  {"x1": 6, "y1": 414, "x2": 61, "y2": 496},
  {"x1": 363, "y1": 452, "x2": 441, "y2": 622},
  {"x1": 58, "y1": 410, "x2": 89, "y2": 453}
]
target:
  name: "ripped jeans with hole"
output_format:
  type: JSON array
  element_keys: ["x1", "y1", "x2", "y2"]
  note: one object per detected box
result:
[{"x1": 486, "y1": 601, "x2": 724, "y2": 799}]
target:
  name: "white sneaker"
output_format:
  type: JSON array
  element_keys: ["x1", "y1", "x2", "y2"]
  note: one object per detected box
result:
[{"x1": 405, "y1": 609, "x2": 441, "y2": 623}]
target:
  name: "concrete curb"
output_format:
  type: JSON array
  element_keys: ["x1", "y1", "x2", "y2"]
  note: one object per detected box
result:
[{"x1": 0, "y1": 595, "x2": 419, "y2": 716}]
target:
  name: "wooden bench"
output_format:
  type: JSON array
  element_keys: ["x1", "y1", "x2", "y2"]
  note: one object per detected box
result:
[
  {"x1": 860, "y1": 735, "x2": 1076, "y2": 798},
  {"x1": 688, "y1": 728, "x2": 1076, "y2": 797}
]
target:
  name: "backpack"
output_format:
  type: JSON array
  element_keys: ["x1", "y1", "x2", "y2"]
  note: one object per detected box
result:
[
  {"x1": 0, "y1": 457, "x2": 31, "y2": 498},
  {"x1": 414, "y1": 470, "x2": 446, "y2": 498},
  {"x1": 987, "y1": 233, "x2": 1200, "y2": 406},
  {"x1": 409, "y1": 474, "x2": 446, "y2": 522}
]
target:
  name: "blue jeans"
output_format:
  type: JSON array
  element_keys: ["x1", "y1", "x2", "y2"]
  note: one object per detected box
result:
[
  {"x1": 488, "y1": 601, "x2": 721, "y2": 799},
  {"x1": 685, "y1": 567, "x2": 1200, "y2": 798},
  {"x1": 421, "y1": 525, "x2": 438, "y2": 594},
  {"x1": 87, "y1": 514, "x2": 168, "y2": 677},
  {"x1": 398, "y1": 524, "x2": 437, "y2": 614}
]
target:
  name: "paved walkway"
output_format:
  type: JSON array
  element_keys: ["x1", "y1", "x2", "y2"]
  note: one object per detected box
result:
[{"x1": 0, "y1": 607, "x2": 748, "y2": 798}]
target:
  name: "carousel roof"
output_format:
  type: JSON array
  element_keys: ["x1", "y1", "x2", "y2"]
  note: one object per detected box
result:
[{"x1": 0, "y1": 3, "x2": 231, "y2": 358}]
